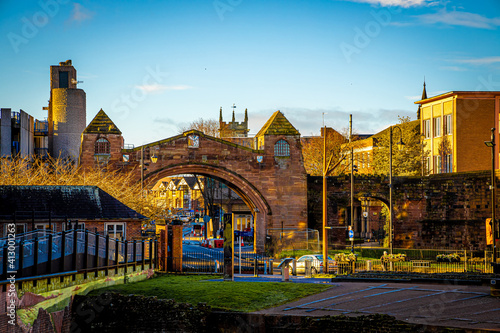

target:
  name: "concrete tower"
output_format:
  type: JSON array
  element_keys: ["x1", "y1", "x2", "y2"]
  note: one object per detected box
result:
[{"x1": 48, "y1": 60, "x2": 86, "y2": 163}]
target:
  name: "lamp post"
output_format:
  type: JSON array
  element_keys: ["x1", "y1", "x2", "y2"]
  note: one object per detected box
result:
[
  {"x1": 484, "y1": 128, "x2": 497, "y2": 263},
  {"x1": 389, "y1": 125, "x2": 404, "y2": 255},
  {"x1": 140, "y1": 147, "x2": 158, "y2": 197}
]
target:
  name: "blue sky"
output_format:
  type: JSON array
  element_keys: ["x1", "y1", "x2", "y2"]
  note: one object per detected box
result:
[{"x1": 1, "y1": 0, "x2": 499, "y2": 145}]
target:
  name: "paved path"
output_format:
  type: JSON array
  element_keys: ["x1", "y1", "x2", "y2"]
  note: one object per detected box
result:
[{"x1": 229, "y1": 275, "x2": 500, "y2": 331}]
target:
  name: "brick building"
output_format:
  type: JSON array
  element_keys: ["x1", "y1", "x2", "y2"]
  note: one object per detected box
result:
[
  {"x1": 0, "y1": 185, "x2": 146, "y2": 240},
  {"x1": 415, "y1": 88, "x2": 500, "y2": 174},
  {"x1": 79, "y1": 108, "x2": 124, "y2": 167}
]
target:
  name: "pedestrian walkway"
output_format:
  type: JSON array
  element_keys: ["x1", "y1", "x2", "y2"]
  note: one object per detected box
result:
[{"x1": 253, "y1": 280, "x2": 500, "y2": 331}]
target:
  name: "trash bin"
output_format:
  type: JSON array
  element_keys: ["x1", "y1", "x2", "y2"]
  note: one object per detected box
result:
[{"x1": 305, "y1": 259, "x2": 312, "y2": 278}]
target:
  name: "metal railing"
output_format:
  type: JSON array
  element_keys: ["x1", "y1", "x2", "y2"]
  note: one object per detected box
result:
[
  {"x1": 166, "y1": 251, "x2": 273, "y2": 274},
  {"x1": 0, "y1": 229, "x2": 157, "y2": 281}
]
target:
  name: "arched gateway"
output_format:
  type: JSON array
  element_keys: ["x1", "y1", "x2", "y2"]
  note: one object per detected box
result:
[{"x1": 80, "y1": 110, "x2": 309, "y2": 251}]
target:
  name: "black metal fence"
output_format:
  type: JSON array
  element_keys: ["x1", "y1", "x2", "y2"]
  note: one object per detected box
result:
[
  {"x1": 177, "y1": 251, "x2": 274, "y2": 274},
  {"x1": 0, "y1": 229, "x2": 157, "y2": 281}
]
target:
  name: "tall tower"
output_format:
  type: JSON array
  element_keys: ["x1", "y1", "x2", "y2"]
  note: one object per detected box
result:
[{"x1": 48, "y1": 60, "x2": 86, "y2": 163}]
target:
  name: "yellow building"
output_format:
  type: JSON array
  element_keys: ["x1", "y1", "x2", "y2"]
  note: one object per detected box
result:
[{"x1": 416, "y1": 88, "x2": 500, "y2": 174}]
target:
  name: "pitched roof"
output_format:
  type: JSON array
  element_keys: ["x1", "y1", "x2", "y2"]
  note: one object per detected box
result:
[
  {"x1": 83, "y1": 109, "x2": 122, "y2": 135},
  {"x1": 255, "y1": 111, "x2": 300, "y2": 137},
  {"x1": 0, "y1": 186, "x2": 145, "y2": 220}
]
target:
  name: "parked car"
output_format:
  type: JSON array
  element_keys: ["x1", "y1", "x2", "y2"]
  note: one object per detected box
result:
[{"x1": 295, "y1": 254, "x2": 335, "y2": 274}]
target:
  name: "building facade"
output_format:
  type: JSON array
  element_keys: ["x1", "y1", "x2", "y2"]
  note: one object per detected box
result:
[{"x1": 416, "y1": 90, "x2": 500, "y2": 174}]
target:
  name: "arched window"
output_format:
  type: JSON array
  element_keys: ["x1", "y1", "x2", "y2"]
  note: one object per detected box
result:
[
  {"x1": 95, "y1": 138, "x2": 110, "y2": 155},
  {"x1": 274, "y1": 139, "x2": 290, "y2": 157}
]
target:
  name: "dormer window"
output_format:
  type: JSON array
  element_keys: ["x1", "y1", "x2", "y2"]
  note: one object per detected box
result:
[{"x1": 274, "y1": 139, "x2": 290, "y2": 157}]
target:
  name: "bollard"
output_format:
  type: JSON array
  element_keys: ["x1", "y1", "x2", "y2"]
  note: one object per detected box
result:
[
  {"x1": 254, "y1": 258, "x2": 259, "y2": 277},
  {"x1": 270, "y1": 259, "x2": 273, "y2": 275},
  {"x1": 281, "y1": 266, "x2": 290, "y2": 282},
  {"x1": 264, "y1": 260, "x2": 268, "y2": 275},
  {"x1": 292, "y1": 258, "x2": 297, "y2": 276}
]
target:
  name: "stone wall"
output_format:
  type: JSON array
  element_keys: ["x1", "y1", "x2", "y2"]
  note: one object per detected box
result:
[
  {"x1": 308, "y1": 170, "x2": 499, "y2": 250},
  {"x1": 71, "y1": 293, "x2": 464, "y2": 332}
]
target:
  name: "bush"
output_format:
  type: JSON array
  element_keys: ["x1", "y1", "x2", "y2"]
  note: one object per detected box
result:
[
  {"x1": 334, "y1": 253, "x2": 357, "y2": 262},
  {"x1": 436, "y1": 253, "x2": 461, "y2": 262}
]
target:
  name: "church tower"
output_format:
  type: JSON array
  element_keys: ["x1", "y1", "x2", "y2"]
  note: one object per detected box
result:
[{"x1": 219, "y1": 105, "x2": 249, "y2": 138}]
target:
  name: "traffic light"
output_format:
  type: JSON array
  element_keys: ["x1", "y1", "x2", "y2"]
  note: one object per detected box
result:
[{"x1": 353, "y1": 164, "x2": 358, "y2": 173}]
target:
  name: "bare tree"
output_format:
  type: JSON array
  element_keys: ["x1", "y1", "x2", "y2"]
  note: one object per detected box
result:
[
  {"x1": 179, "y1": 118, "x2": 220, "y2": 137},
  {"x1": 301, "y1": 127, "x2": 349, "y2": 176}
]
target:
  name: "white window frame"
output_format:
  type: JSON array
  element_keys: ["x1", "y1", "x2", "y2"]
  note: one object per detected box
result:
[
  {"x1": 433, "y1": 117, "x2": 441, "y2": 138},
  {"x1": 423, "y1": 119, "x2": 431, "y2": 139},
  {"x1": 444, "y1": 114, "x2": 452, "y2": 135},
  {"x1": 433, "y1": 155, "x2": 442, "y2": 174},
  {"x1": 3, "y1": 223, "x2": 27, "y2": 237},
  {"x1": 444, "y1": 154, "x2": 453, "y2": 173},
  {"x1": 105, "y1": 222, "x2": 126, "y2": 240}
]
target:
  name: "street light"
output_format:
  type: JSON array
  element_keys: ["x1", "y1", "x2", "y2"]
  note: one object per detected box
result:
[
  {"x1": 140, "y1": 148, "x2": 158, "y2": 197},
  {"x1": 389, "y1": 125, "x2": 404, "y2": 255},
  {"x1": 484, "y1": 127, "x2": 497, "y2": 263}
]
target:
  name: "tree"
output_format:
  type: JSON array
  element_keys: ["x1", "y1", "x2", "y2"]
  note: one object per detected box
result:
[
  {"x1": 179, "y1": 118, "x2": 220, "y2": 137},
  {"x1": 371, "y1": 116, "x2": 426, "y2": 176},
  {"x1": 301, "y1": 127, "x2": 349, "y2": 176},
  {"x1": 0, "y1": 156, "x2": 162, "y2": 225},
  {"x1": 438, "y1": 134, "x2": 452, "y2": 173}
]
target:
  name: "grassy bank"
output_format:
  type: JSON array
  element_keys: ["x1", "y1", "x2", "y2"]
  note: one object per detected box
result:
[{"x1": 88, "y1": 274, "x2": 332, "y2": 312}]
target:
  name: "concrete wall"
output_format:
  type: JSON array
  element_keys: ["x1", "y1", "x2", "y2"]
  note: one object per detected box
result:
[
  {"x1": 0, "y1": 108, "x2": 11, "y2": 157},
  {"x1": 50, "y1": 88, "x2": 86, "y2": 162},
  {"x1": 20, "y1": 110, "x2": 34, "y2": 157}
]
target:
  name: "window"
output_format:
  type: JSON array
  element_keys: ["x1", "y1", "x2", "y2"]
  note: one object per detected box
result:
[
  {"x1": 423, "y1": 119, "x2": 430, "y2": 139},
  {"x1": 444, "y1": 114, "x2": 452, "y2": 135},
  {"x1": 424, "y1": 157, "x2": 431, "y2": 175},
  {"x1": 105, "y1": 223, "x2": 125, "y2": 240},
  {"x1": 433, "y1": 155, "x2": 442, "y2": 174},
  {"x1": 34, "y1": 223, "x2": 56, "y2": 234},
  {"x1": 367, "y1": 152, "x2": 370, "y2": 168},
  {"x1": 274, "y1": 139, "x2": 290, "y2": 157},
  {"x1": 59, "y1": 71, "x2": 69, "y2": 88},
  {"x1": 3, "y1": 223, "x2": 26, "y2": 237},
  {"x1": 433, "y1": 117, "x2": 441, "y2": 137},
  {"x1": 444, "y1": 154, "x2": 453, "y2": 173},
  {"x1": 95, "y1": 138, "x2": 110, "y2": 155}
]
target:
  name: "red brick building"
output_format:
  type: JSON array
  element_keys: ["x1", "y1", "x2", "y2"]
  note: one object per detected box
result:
[{"x1": 0, "y1": 185, "x2": 146, "y2": 240}]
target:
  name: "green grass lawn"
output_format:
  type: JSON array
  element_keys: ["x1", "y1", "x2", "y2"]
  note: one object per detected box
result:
[{"x1": 88, "y1": 274, "x2": 332, "y2": 312}]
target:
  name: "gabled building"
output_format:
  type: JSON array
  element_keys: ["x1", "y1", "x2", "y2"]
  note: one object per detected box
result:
[
  {"x1": 0, "y1": 185, "x2": 146, "y2": 240},
  {"x1": 254, "y1": 110, "x2": 300, "y2": 153},
  {"x1": 80, "y1": 109, "x2": 124, "y2": 167}
]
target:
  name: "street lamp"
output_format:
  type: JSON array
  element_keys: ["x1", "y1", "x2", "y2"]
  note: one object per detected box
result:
[
  {"x1": 140, "y1": 148, "x2": 158, "y2": 196},
  {"x1": 484, "y1": 128, "x2": 497, "y2": 263},
  {"x1": 389, "y1": 125, "x2": 404, "y2": 255}
]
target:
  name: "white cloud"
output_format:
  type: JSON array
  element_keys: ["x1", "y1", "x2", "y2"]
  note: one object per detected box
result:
[
  {"x1": 68, "y1": 3, "x2": 94, "y2": 23},
  {"x1": 136, "y1": 84, "x2": 192, "y2": 93},
  {"x1": 344, "y1": 0, "x2": 435, "y2": 8},
  {"x1": 417, "y1": 7, "x2": 500, "y2": 29},
  {"x1": 454, "y1": 56, "x2": 500, "y2": 65}
]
